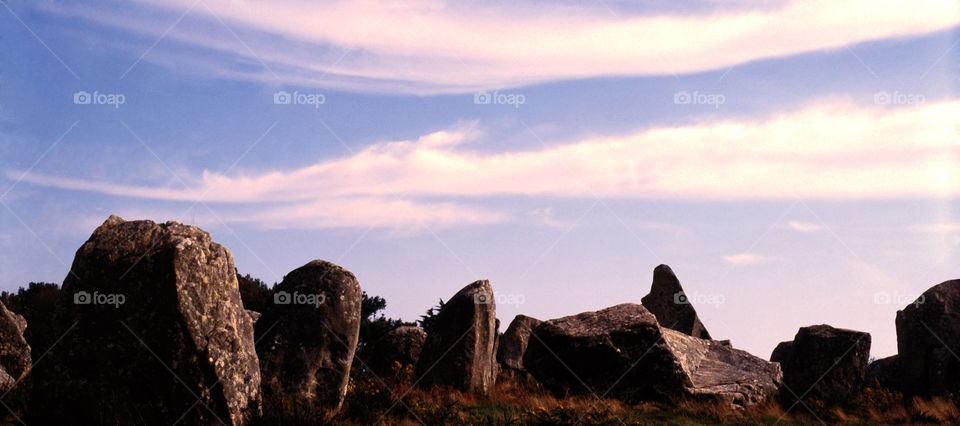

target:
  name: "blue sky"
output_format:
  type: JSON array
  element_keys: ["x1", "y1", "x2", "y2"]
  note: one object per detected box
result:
[{"x1": 1, "y1": 0, "x2": 958, "y2": 359}]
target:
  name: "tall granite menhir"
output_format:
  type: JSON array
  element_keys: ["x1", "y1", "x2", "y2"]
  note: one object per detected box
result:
[
  {"x1": 416, "y1": 280, "x2": 497, "y2": 393},
  {"x1": 641, "y1": 264, "x2": 712, "y2": 339},
  {"x1": 32, "y1": 216, "x2": 261, "y2": 425},
  {"x1": 896, "y1": 279, "x2": 960, "y2": 395},
  {"x1": 257, "y1": 260, "x2": 362, "y2": 413}
]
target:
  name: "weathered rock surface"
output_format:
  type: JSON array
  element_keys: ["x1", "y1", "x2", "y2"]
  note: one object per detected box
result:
[
  {"x1": 896, "y1": 279, "x2": 960, "y2": 395},
  {"x1": 416, "y1": 280, "x2": 497, "y2": 393},
  {"x1": 662, "y1": 328, "x2": 782, "y2": 407},
  {"x1": 369, "y1": 325, "x2": 427, "y2": 377},
  {"x1": 35, "y1": 215, "x2": 260, "y2": 425},
  {"x1": 523, "y1": 303, "x2": 780, "y2": 407},
  {"x1": 0, "y1": 301, "x2": 30, "y2": 392},
  {"x1": 257, "y1": 260, "x2": 362, "y2": 413},
  {"x1": 773, "y1": 324, "x2": 871, "y2": 403},
  {"x1": 491, "y1": 318, "x2": 502, "y2": 380},
  {"x1": 641, "y1": 264, "x2": 712, "y2": 339},
  {"x1": 497, "y1": 315, "x2": 542, "y2": 382},
  {"x1": 866, "y1": 355, "x2": 901, "y2": 390}
]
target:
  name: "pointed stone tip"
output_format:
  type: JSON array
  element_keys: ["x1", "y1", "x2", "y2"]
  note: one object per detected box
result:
[
  {"x1": 654, "y1": 264, "x2": 675, "y2": 276},
  {"x1": 103, "y1": 214, "x2": 125, "y2": 227}
]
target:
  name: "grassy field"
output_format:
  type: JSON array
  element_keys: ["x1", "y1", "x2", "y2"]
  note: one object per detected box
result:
[{"x1": 254, "y1": 363, "x2": 960, "y2": 425}]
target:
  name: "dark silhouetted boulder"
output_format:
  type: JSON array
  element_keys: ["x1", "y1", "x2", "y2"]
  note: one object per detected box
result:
[
  {"x1": 35, "y1": 215, "x2": 260, "y2": 425},
  {"x1": 773, "y1": 324, "x2": 871, "y2": 404},
  {"x1": 0, "y1": 301, "x2": 30, "y2": 392},
  {"x1": 524, "y1": 303, "x2": 780, "y2": 408},
  {"x1": 896, "y1": 279, "x2": 960, "y2": 395},
  {"x1": 369, "y1": 325, "x2": 427, "y2": 377},
  {"x1": 770, "y1": 341, "x2": 793, "y2": 364},
  {"x1": 866, "y1": 355, "x2": 901, "y2": 391},
  {"x1": 497, "y1": 315, "x2": 542, "y2": 382},
  {"x1": 257, "y1": 260, "x2": 362, "y2": 413},
  {"x1": 641, "y1": 264, "x2": 712, "y2": 339},
  {"x1": 416, "y1": 280, "x2": 497, "y2": 393}
]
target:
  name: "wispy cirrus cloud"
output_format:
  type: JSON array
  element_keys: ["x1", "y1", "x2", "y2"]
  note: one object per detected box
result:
[
  {"x1": 8, "y1": 99, "x2": 960, "y2": 229},
  {"x1": 787, "y1": 221, "x2": 823, "y2": 233},
  {"x1": 912, "y1": 223, "x2": 960, "y2": 233},
  {"x1": 39, "y1": 0, "x2": 960, "y2": 93},
  {"x1": 723, "y1": 253, "x2": 774, "y2": 265}
]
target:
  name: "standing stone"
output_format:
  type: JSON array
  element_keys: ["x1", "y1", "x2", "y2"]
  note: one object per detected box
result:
[
  {"x1": 641, "y1": 264, "x2": 712, "y2": 339},
  {"x1": 257, "y1": 260, "x2": 362, "y2": 413},
  {"x1": 416, "y1": 280, "x2": 497, "y2": 393},
  {"x1": 497, "y1": 315, "x2": 542, "y2": 382},
  {"x1": 369, "y1": 325, "x2": 427, "y2": 377},
  {"x1": 866, "y1": 355, "x2": 901, "y2": 390},
  {"x1": 491, "y1": 318, "x2": 502, "y2": 380},
  {"x1": 773, "y1": 324, "x2": 871, "y2": 404},
  {"x1": 896, "y1": 279, "x2": 960, "y2": 395},
  {"x1": 35, "y1": 215, "x2": 260, "y2": 425},
  {"x1": 523, "y1": 303, "x2": 780, "y2": 408},
  {"x1": 0, "y1": 302, "x2": 30, "y2": 393}
]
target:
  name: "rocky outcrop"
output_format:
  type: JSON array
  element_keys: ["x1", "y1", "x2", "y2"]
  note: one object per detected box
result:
[
  {"x1": 35, "y1": 215, "x2": 260, "y2": 425},
  {"x1": 416, "y1": 280, "x2": 497, "y2": 393},
  {"x1": 662, "y1": 328, "x2": 782, "y2": 407},
  {"x1": 257, "y1": 260, "x2": 362, "y2": 413},
  {"x1": 0, "y1": 302, "x2": 30, "y2": 392},
  {"x1": 641, "y1": 264, "x2": 712, "y2": 339},
  {"x1": 523, "y1": 303, "x2": 780, "y2": 407},
  {"x1": 369, "y1": 325, "x2": 427, "y2": 377},
  {"x1": 497, "y1": 315, "x2": 542, "y2": 382},
  {"x1": 866, "y1": 355, "x2": 901, "y2": 390},
  {"x1": 772, "y1": 324, "x2": 870, "y2": 404},
  {"x1": 896, "y1": 279, "x2": 960, "y2": 395}
]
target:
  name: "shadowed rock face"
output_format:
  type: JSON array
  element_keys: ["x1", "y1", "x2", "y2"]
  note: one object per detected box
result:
[
  {"x1": 0, "y1": 302, "x2": 30, "y2": 393},
  {"x1": 497, "y1": 315, "x2": 542, "y2": 374},
  {"x1": 416, "y1": 280, "x2": 497, "y2": 393},
  {"x1": 257, "y1": 260, "x2": 362, "y2": 413},
  {"x1": 773, "y1": 324, "x2": 871, "y2": 404},
  {"x1": 896, "y1": 279, "x2": 960, "y2": 395},
  {"x1": 770, "y1": 341, "x2": 793, "y2": 364},
  {"x1": 866, "y1": 355, "x2": 901, "y2": 391},
  {"x1": 523, "y1": 303, "x2": 780, "y2": 408},
  {"x1": 641, "y1": 265, "x2": 712, "y2": 339},
  {"x1": 35, "y1": 215, "x2": 260, "y2": 425},
  {"x1": 369, "y1": 325, "x2": 427, "y2": 377}
]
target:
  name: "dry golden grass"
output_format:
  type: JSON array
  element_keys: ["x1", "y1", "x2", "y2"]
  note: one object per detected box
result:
[{"x1": 255, "y1": 367, "x2": 960, "y2": 425}]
